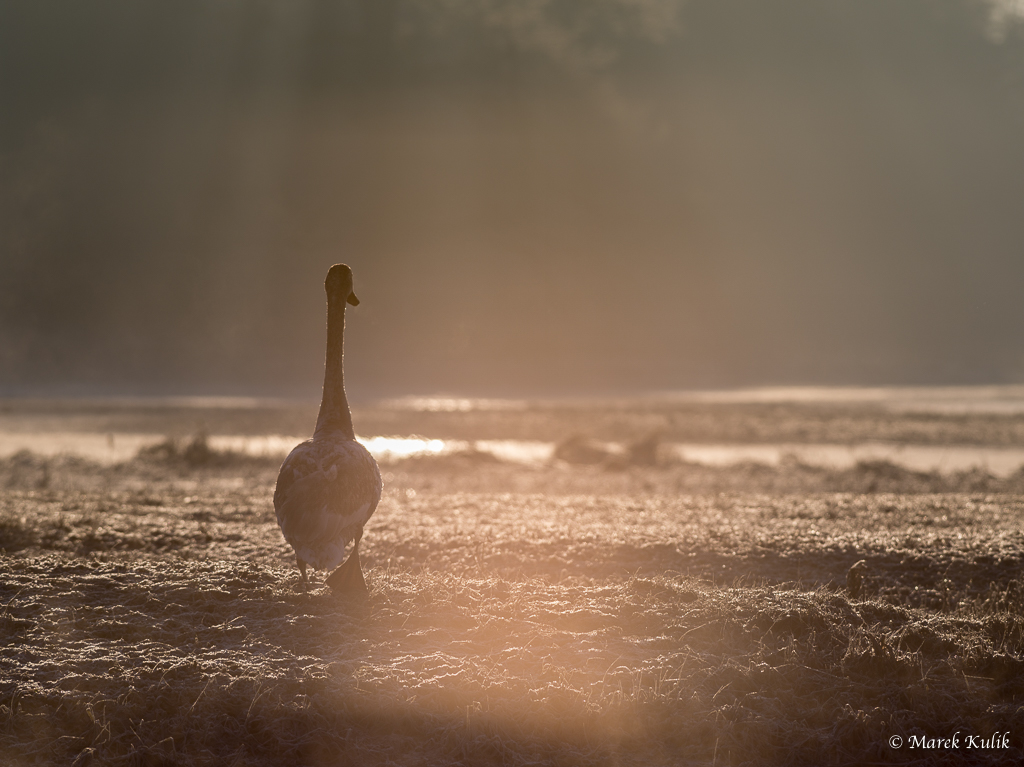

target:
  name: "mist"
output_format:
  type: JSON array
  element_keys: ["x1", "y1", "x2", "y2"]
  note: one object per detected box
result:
[{"x1": 3, "y1": 0, "x2": 1024, "y2": 399}]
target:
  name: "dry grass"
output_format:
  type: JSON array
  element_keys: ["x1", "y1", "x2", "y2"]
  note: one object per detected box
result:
[
  {"x1": 5, "y1": 393, "x2": 1024, "y2": 767},
  {"x1": 2, "y1": 446, "x2": 1024, "y2": 766}
]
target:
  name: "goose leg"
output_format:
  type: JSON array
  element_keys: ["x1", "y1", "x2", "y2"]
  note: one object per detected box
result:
[
  {"x1": 325, "y1": 533, "x2": 367, "y2": 598},
  {"x1": 297, "y1": 556, "x2": 309, "y2": 593}
]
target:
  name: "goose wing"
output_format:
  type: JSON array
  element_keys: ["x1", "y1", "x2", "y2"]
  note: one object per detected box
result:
[{"x1": 274, "y1": 438, "x2": 382, "y2": 565}]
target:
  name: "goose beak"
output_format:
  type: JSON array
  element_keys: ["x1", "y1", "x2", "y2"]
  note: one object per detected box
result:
[{"x1": 347, "y1": 292, "x2": 360, "y2": 307}]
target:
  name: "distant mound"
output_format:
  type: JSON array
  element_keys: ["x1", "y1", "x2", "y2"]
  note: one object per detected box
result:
[{"x1": 135, "y1": 433, "x2": 276, "y2": 470}]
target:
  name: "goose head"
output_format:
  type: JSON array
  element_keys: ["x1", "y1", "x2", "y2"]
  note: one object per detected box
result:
[{"x1": 325, "y1": 263, "x2": 360, "y2": 306}]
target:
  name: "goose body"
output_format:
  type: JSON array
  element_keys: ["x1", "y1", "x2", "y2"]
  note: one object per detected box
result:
[{"x1": 274, "y1": 264, "x2": 382, "y2": 595}]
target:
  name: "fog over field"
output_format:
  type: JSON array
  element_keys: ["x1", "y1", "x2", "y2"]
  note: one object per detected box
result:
[{"x1": 4, "y1": 0, "x2": 1024, "y2": 397}]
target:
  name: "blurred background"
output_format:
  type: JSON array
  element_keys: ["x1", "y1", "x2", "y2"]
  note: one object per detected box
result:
[{"x1": 3, "y1": 0, "x2": 1024, "y2": 400}]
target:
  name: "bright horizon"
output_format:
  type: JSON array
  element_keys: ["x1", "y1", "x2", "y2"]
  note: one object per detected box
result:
[{"x1": 10, "y1": 382, "x2": 1024, "y2": 413}]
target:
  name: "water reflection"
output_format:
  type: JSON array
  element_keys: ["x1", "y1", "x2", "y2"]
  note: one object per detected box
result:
[{"x1": 3, "y1": 431, "x2": 1024, "y2": 476}]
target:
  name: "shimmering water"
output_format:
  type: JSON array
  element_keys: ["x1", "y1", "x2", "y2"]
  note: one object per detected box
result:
[
  {"x1": 651, "y1": 385, "x2": 1024, "y2": 415},
  {"x1": 384, "y1": 385, "x2": 1024, "y2": 415},
  {"x1": 4, "y1": 432, "x2": 1024, "y2": 476}
]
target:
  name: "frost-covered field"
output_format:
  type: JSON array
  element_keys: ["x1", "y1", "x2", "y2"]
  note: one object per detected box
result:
[{"x1": 3, "y1": 397, "x2": 1024, "y2": 765}]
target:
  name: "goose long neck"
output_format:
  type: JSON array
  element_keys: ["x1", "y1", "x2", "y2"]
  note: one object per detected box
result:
[{"x1": 314, "y1": 294, "x2": 355, "y2": 440}]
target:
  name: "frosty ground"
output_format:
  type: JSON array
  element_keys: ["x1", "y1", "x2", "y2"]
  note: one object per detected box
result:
[{"x1": 3, "y1": 399, "x2": 1024, "y2": 765}]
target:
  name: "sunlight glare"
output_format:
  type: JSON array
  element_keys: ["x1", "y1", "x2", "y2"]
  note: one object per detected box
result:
[
  {"x1": 358, "y1": 435, "x2": 465, "y2": 460},
  {"x1": 382, "y1": 397, "x2": 527, "y2": 412}
]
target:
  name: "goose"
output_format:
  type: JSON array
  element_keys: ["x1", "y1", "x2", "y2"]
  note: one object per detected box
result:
[{"x1": 273, "y1": 264, "x2": 382, "y2": 597}]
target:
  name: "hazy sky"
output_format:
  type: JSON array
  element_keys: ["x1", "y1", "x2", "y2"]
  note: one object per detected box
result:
[{"x1": 3, "y1": 0, "x2": 1024, "y2": 399}]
